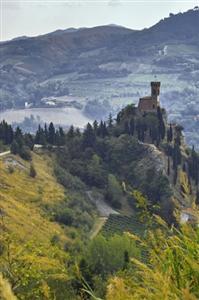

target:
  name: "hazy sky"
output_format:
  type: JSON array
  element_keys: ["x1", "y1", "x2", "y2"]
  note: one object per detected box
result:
[{"x1": 1, "y1": 0, "x2": 199, "y2": 41}]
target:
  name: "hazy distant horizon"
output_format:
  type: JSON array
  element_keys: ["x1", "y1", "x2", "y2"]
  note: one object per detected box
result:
[{"x1": 1, "y1": 0, "x2": 199, "y2": 42}]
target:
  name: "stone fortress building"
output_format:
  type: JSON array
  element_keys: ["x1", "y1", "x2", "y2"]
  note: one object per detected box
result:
[{"x1": 138, "y1": 81, "x2": 161, "y2": 112}]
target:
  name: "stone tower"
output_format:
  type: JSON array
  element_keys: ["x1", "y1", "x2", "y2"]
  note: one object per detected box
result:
[
  {"x1": 151, "y1": 81, "x2": 161, "y2": 104},
  {"x1": 138, "y1": 81, "x2": 161, "y2": 112}
]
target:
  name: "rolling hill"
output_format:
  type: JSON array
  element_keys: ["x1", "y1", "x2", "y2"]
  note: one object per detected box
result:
[{"x1": 0, "y1": 7, "x2": 199, "y2": 146}]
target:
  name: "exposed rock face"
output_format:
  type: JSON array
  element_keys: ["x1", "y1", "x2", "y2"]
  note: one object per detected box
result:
[{"x1": 138, "y1": 142, "x2": 166, "y2": 174}]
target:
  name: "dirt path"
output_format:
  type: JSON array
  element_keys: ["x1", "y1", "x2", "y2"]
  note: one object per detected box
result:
[
  {"x1": 86, "y1": 190, "x2": 119, "y2": 217},
  {"x1": 0, "y1": 150, "x2": 10, "y2": 158},
  {"x1": 87, "y1": 190, "x2": 119, "y2": 239},
  {"x1": 89, "y1": 217, "x2": 107, "y2": 239}
]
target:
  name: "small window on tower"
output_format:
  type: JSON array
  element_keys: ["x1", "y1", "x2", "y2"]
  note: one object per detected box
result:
[{"x1": 153, "y1": 104, "x2": 155, "y2": 108}]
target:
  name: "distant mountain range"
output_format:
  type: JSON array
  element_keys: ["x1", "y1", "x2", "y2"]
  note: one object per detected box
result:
[{"x1": 0, "y1": 7, "x2": 199, "y2": 146}]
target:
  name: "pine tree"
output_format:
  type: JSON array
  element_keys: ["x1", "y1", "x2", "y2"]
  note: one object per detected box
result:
[
  {"x1": 0, "y1": 121, "x2": 14, "y2": 145},
  {"x1": 82, "y1": 123, "x2": 95, "y2": 148},
  {"x1": 93, "y1": 120, "x2": 98, "y2": 134},
  {"x1": 98, "y1": 121, "x2": 108, "y2": 138},
  {"x1": 58, "y1": 127, "x2": 65, "y2": 145},
  {"x1": 67, "y1": 125, "x2": 74, "y2": 139},
  {"x1": 75, "y1": 128, "x2": 81, "y2": 137},
  {"x1": 108, "y1": 113, "x2": 113, "y2": 128},
  {"x1": 10, "y1": 140, "x2": 19, "y2": 155},
  {"x1": 14, "y1": 127, "x2": 23, "y2": 140},
  {"x1": 48, "y1": 122, "x2": 56, "y2": 144},
  {"x1": 35, "y1": 125, "x2": 47, "y2": 146},
  {"x1": 102, "y1": 122, "x2": 108, "y2": 137}
]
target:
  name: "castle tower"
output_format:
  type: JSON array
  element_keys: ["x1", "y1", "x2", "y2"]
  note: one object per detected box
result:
[
  {"x1": 138, "y1": 81, "x2": 161, "y2": 112},
  {"x1": 151, "y1": 81, "x2": 161, "y2": 105}
]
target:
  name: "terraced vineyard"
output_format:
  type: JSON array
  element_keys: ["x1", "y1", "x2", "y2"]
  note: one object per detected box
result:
[{"x1": 100, "y1": 214, "x2": 147, "y2": 237}]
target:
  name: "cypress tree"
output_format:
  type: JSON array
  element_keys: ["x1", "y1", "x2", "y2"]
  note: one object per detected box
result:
[
  {"x1": 157, "y1": 107, "x2": 165, "y2": 140},
  {"x1": 44, "y1": 123, "x2": 48, "y2": 140},
  {"x1": 167, "y1": 124, "x2": 173, "y2": 143},
  {"x1": 167, "y1": 156, "x2": 171, "y2": 176},
  {"x1": 123, "y1": 250, "x2": 130, "y2": 270}
]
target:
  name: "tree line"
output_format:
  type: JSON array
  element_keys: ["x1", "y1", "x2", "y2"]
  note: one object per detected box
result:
[{"x1": 1, "y1": 105, "x2": 199, "y2": 208}]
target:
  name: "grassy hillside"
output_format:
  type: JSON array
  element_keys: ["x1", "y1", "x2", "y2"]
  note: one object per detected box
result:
[
  {"x1": 0, "y1": 152, "x2": 68, "y2": 244},
  {"x1": 0, "y1": 101, "x2": 199, "y2": 298},
  {"x1": 0, "y1": 152, "x2": 93, "y2": 299}
]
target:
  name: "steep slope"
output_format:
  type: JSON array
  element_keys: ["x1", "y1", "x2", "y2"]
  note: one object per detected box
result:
[
  {"x1": 0, "y1": 100, "x2": 199, "y2": 298},
  {"x1": 0, "y1": 153, "x2": 66, "y2": 243},
  {"x1": 0, "y1": 152, "x2": 90, "y2": 299}
]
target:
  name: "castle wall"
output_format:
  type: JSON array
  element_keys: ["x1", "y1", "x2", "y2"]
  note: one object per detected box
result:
[{"x1": 138, "y1": 97, "x2": 158, "y2": 112}]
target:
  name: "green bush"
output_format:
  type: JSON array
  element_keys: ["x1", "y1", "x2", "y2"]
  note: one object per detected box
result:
[
  {"x1": 54, "y1": 165, "x2": 85, "y2": 191},
  {"x1": 54, "y1": 208, "x2": 74, "y2": 226},
  {"x1": 29, "y1": 164, "x2": 36, "y2": 178}
]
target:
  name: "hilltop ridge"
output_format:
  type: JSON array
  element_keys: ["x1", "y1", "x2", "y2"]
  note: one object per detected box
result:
[
  {"x1": 0, "y1": 90, "x2": 199, "y2": 298},
  {"x1": 1, "y1": 7, "x2": 199, "y2": 146}
]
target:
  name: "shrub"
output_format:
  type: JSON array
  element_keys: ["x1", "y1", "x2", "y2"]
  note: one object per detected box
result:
[
  {"x1": 7, "y1": 166, "x2": 14, "y2": 174},
  {"x1": 20, "y1": 146, "x2": 32, "y2": 161},
  {"x1": 54, "y1": 208, "x2": 74, "y2": 226},
  {"x1": 29, "y1": 164, "x2": 36, "y2": 178},
  {"x1": 50, "y1": 234, "x2": 60, "y2": 246},
  {"x1": 54, "y1": 165, "x2": 85, "y2": 191}
]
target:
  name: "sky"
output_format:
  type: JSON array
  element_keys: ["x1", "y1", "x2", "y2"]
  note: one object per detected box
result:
[{"x1": 1, "y1": 0, "x2": 199, "y2": 41}]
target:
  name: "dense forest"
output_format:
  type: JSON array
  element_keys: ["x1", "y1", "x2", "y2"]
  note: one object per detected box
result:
[{"x1": 0, "y1": 104, "x2": 199, "y2": 299}]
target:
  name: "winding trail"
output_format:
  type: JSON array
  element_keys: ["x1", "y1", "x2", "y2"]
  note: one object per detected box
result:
[
  {"x1": 86, "y1": 190, "x2": 119, "y2": 217},
  {"x1": 87, "y1": 190, "x2": 119, "y2": 239}
]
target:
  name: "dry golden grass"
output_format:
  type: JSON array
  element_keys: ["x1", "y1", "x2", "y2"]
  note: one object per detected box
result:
[
  {"x1": 0, "y1": 152, "x2": 69, "y2": 265},
  {"x1": 0, "y1": 273, "x2": 17, "y2": 300}
]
